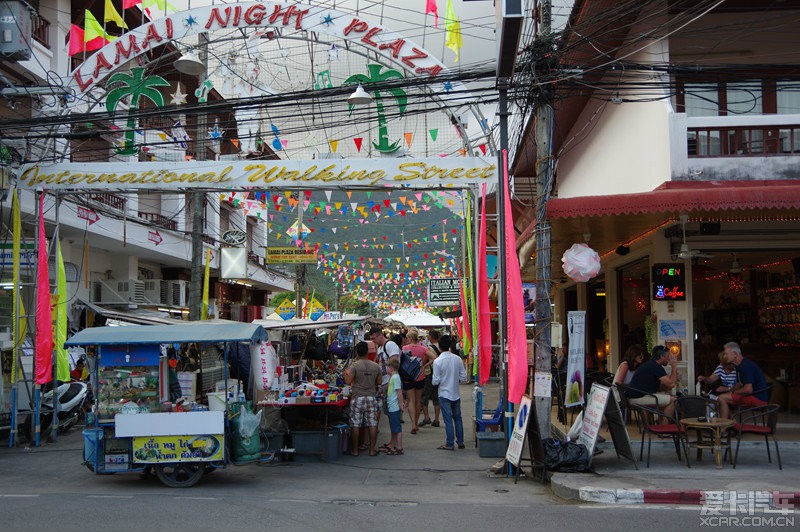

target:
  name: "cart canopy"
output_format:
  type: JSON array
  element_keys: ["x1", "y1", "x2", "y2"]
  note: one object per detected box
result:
[{"x1": 64, "y1": 319, "x2": 269, "y2": 346}]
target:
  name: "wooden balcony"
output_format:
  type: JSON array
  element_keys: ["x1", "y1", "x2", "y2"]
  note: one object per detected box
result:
[
  {"x1": 87, "y1": 193, "x2": 125, "y2": 211},
  {"x1": 32, "y1": 15, "x2": 50, "y2": 49},
  {"x1": 689, "y1": 125, "x2": 800, "y2": 157},
  {"x1": 138, "y1": 211, "x2": 177, "y2": 231}
]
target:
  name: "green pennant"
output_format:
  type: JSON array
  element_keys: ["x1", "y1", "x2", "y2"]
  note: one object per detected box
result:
[{"x1": 429, "y1": 128, "x2": 438, "y2": 142}]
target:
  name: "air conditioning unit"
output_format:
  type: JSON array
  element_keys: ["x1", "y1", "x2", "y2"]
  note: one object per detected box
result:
[
  {"x1": 142, "y1": 280, "x2": 169, "y2": 305},
  {"x1": 170, "y1": 280, "x2": 188, "y2": 307},
  {"x1": 117, "y1": 279, "x2": 145, "y2": 304}
]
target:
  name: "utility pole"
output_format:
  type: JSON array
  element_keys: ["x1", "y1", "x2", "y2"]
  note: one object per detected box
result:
[
  {"x1": 188, "y1": 33, "x2": 209, "y2": 321},
  {"x1": 496, "y1": 77, "x2": 510, "y2": 439},
  {"x1": 533, "y1": 0, "x2": 554, "y2": 439},
  {"x1": 294, "y1": 192, "x2": 305, "y2": 318}
]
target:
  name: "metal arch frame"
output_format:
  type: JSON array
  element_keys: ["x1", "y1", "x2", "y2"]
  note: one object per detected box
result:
[{"x1": 44, "y1": 2, "x2": 495, "y2": 162}]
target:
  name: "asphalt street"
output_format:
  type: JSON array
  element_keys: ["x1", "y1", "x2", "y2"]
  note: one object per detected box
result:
[{"x1": 0, "y1": 423, "x2": 792, "y2": 532}]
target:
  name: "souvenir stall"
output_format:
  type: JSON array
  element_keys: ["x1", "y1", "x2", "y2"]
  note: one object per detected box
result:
[
  {"x1": 250, "y1": 316, "x2": 375, "y2": 460},
  {"x1": 65, "y1": 320, "x2": 273, "y2": 488}
]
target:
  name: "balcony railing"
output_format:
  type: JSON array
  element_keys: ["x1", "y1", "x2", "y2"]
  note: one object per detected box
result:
[
  {"x1": 688, "y1": 125, "x2": 800, "y2": 158},
  {"x1": 138, "y1": 211, "x2": 177, "y2": 231},
  {"x1": 88, "y1": 193, "x2": 125, "y2": 211},
  {"x1": 32, "y1": 15, "x2": 50, "y2": 49}
]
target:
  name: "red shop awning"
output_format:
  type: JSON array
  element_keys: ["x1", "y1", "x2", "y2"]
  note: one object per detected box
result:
[{"x1": 546, "y1": 180, "x2": 800, "y2": 220}]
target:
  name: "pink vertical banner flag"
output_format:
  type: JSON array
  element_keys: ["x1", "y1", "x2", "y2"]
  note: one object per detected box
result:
[
  {"x1": 477, "y1": 183, "x2": 492, "y2": 386},
  {"x1": 425, "y1": 0, "x2": 439, "y2": 28},
  {"x1": 502, "y1": 150, "x2": 528, "y2": 405},
  {"x1": 35, "y1": 194, "x2": 53, "y2": 385}
]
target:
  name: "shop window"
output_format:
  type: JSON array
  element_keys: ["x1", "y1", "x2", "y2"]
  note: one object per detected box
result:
[
  {"x1": 726, "y1": 80, "x2": 762, "y2": 115},
  {"x1": 776, "y1": 81, "x2": 800, "y2": 114},
  {"x1": 683, "y1": 83, "x2": 719, "y2": 117}
]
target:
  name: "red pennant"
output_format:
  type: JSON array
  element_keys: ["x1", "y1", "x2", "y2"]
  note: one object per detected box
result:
[{"x1": 354, "y1": 138, "x2": 363, "y2": 152}]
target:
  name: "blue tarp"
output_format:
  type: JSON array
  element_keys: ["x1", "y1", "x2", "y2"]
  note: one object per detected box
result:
[{"x1": 64, "y1": 320, "x2": 269, "y2": 347}]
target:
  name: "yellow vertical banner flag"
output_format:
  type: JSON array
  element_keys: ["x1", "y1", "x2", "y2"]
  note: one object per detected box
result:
[
  {"x1": 445, "y1": 0, "x2": 462, "y2": 62},
  {"x1": 11, "y1": 190, "x2": 25, "y2": 383},
  {"x1": 84, "y1": 10, "x2": 115, "y2": 43},
  {"x1": 54, "y1": 241, "x2": 70, "y2": 382},
  {"x1": 201, "y1": 248, "x2": 211, "y2": 320},
  {"x1": 104, "y1": 0, "x2": 127, "y2": 29}
]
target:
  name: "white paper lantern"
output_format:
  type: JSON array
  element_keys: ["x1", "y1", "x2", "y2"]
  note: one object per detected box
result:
[{"x1": 562, "y1": 243, "x2": 601, "y2": 282}]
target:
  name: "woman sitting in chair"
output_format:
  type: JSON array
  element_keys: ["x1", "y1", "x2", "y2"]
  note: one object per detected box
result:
[
  {"x1": 697, "y1": 351, "x2": 737, "y2": 399},
  {"x1": 613, "y1": 344, "x2": 645, "y2": 386}
]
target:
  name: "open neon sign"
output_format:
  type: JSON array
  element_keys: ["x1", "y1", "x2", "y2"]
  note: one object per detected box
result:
[{"x1": 652, "y1": 263, "x2": 686, "y2": 301}]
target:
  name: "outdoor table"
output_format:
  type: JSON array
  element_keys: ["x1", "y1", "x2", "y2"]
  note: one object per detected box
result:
[{"x1": 680, "y1": 417, "x2": 734, "y2": 469}]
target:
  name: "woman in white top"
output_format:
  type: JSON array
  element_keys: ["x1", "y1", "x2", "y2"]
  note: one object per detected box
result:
[{"x1": 614, "y1": 344, "x2": 645, "y2": 386}]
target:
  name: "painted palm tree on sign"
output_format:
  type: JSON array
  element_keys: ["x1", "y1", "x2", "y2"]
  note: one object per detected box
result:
[
  {"x1": 106, "y1": 67, "x2": 170, "y2": 156},
  {"x1": 344, "y1": 64, "x2": 407, "y2": 153}
]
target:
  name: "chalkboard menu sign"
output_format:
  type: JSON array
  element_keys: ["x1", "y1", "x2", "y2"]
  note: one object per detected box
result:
[{"x1": 652, "y1": 263, "x2": 686, "y2": 301}]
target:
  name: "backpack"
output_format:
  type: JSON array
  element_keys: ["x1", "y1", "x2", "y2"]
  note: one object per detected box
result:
[{"x1": 398, "y1": 352, "x2": 422, "y2": 383}]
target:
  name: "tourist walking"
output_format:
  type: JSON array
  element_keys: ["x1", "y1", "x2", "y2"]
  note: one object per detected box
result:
[{"x1": 432, "y1": 335, "x2": 467, "y2": 450}]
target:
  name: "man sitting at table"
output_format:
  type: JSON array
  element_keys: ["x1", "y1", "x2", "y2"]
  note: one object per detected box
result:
[
  {"x1": 625, "y1": 345, "x2": 679, "y2": 418},
  {"x1": 716, "y1": 342, "x2": 769, "y2": 419}
]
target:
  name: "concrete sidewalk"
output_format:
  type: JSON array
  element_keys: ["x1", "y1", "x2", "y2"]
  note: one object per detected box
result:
[{"x1": 549, "y1": 438, "x2": 800, "y2": 505}]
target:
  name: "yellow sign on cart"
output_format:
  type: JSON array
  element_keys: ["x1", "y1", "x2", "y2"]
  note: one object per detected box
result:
[{"x1": 132, "y1": 435, "x2": 224, "y2": 463}]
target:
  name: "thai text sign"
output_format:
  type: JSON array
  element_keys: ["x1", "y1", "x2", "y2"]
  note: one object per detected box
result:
[
  {"x1": 132, "y1": 435, "x2": 224, "y2": 463},
  {"x1": 266, "y1": 247, "x2": 317, "y2": 264},
  {"x1": 18, "y1": 158, "x2": 496, "y2": 190},
  {"x1": 427, "y1": 277, "x2": 460, "y2": 307}
]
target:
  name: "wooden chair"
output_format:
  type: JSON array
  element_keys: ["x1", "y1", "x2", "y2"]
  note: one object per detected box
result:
[{"x1": 731, "y1": 403, "x2": 782, "y2": 470}]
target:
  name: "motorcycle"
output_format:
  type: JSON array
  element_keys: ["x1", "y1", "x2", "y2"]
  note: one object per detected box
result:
[{"x1": 23, "y1": 380, "x2": 89, "y2": 442}]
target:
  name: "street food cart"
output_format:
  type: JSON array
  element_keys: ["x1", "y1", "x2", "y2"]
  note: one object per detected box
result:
[{"x1": 65, "y1": 320, "x2": 271, "y2": 488}]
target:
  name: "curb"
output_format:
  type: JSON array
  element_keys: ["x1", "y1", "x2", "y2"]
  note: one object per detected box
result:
[{"x1": 553, "y1": 482, "x2": 800, "y2": 506}]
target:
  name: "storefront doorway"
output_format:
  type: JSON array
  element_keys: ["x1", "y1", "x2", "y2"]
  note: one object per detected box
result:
[{"x1": 616, "y1": 257, "x2": 652, "y2": 358}]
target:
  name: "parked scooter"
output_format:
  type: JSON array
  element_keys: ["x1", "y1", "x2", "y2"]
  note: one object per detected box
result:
[{"x1": 23, "y1": 381, "x2": 89, "y2": 442}]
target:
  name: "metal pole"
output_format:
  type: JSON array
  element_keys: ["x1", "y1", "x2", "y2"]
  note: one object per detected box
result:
[
  {"x1": 51, "y1": 194, "x2": 60, "y2": 443},
  {"x1": 497, "y1": 79, "x2": 511, "y2": 468},
  {"x1": 295, "y1": 192, "x2": 305, "y2": 318},
  {"x1": 534, "y1": 0, "x2": 554, "y2": 440},
  {"x1": 189, "y1": 33, "x2": 209, "y2": 322}
]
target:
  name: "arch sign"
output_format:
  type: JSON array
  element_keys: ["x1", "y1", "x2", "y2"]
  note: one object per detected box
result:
[
  {"x1": 17, "y1": 2, "x2": 498, "y2": 191},
  {"x1": 70, "y1": 1, "x2": 451, "y2": 93}
]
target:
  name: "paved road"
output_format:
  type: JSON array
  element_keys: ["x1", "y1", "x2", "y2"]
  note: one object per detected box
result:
[{"x1": 3, "y1": 428, "x2": 792, "y2": 531}]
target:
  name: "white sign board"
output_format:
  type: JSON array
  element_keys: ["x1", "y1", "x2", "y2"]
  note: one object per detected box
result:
[
  {"x1": 533, "y1": 372, "x2": 552, "y2": 398},
  {"x1": 577, "y1": 384, "x2": 610, "y2": 457},
  {"x1": 115, "y1": 411, "x2": 224, "y2": 437},
  {"x1": 18, "y1": 158, "x2": 496, "y2": 190},
  {"x1": 427, "y1": 277, "x2": 461, "y2": 307},
  {"x1": 505, "y1": 395, "x2": 532, "y2": 467}
]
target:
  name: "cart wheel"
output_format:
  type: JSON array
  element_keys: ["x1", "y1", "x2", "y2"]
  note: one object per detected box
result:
[{"x1": 154, "y1": 463, "x2": 204, "y2": 488}]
